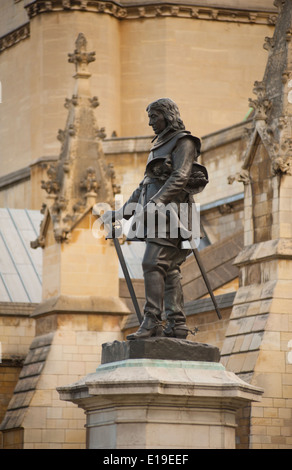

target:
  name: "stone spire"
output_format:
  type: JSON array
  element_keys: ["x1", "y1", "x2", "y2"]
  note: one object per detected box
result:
[
  {"x1": 222, "y1": 1, "x2": 292, "y2": 449},
  {"x1": 247, "y1": 0, "x2": 292, "y2": 178},
  {"x1": 33, "y1": 33, "x2": 119, "y2": 245},
  {"x1": 230, "y1": 0, "x2": 292, "y2": 244}
]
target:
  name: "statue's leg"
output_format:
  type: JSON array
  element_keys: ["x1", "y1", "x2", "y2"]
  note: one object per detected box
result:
[{"x1": 126, "y1": 242, "x2": 190, "y2": 340}]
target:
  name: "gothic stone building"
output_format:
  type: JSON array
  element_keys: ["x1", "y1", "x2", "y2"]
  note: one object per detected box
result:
[{"x1": 0, "y1": 0, "x2": 292, "y2": 449}]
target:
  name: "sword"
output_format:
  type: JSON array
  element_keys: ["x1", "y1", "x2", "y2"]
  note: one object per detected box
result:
[
  {"x1": 166, "y1": 203, "x2": 223, "y2": 320},
  {"x1": 105, "y1": 221, "x2": 143, "y2": 325},
  {"x1": 188, "y1": 239, "x2": 222, "y2": 320}
]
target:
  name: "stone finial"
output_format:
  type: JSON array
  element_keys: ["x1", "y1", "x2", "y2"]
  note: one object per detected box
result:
[{"x1": 68, "y1": 33, "x2": 96, "y2": 77}]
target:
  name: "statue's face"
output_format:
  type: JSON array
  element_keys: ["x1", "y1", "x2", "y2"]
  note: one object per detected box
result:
[{"x1": 148, "y1": 108, "x2": 167, "y2": 135}]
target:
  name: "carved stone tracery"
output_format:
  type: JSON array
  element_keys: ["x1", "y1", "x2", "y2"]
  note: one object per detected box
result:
[
  {"x1": 248, "y1": 81, "x2": 272, "y2": 122},
  {"x1": 24, "y1": 0, "x2": 278, "y2": 25},
  {"x1": 41, "y1": 164, "x2": 60, "y2": 194},
  {"x1": 0, "y1": 2, "x2": 278, "y2": 55},
  {"x1": 0, "y1": 23, "x2": 30, "y2": 54},
  {"x1": 80, "y1": 167, "x2": 100, "y2": 194},
  {"x1": 272, "y1": 155, "x2": 292, "y2": 175}
]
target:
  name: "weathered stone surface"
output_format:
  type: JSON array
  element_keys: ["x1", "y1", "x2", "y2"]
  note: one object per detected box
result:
[
  {"x1": 101, "y1": 338, "x2": 220, "y2": 364},
  {"x1": 58, "y1": 356, "x2": 263, "y2": 449}
]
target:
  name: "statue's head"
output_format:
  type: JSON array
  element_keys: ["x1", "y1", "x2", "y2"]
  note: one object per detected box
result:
[{"x1": 146, "y1": 98, "x2": 185, "y2": 135}]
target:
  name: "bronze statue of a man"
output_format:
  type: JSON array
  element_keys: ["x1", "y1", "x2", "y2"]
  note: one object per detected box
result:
[{"x1": 103, "y1": 98, "x2": 207, "y2": 340}]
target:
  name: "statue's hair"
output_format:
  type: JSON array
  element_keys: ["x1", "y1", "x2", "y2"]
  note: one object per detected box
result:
[{"x1": 146, "y1": 98, "x2": 185, "y2": 130}]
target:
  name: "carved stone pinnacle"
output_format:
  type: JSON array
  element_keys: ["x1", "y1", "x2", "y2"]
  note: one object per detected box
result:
[{"x1": 68, "y1": 33, "x2": 96, "y2": 75}]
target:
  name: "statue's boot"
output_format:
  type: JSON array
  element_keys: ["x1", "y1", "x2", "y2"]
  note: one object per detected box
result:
[
  {"x1": 126, "y1": 312, "x2": 163, "y2": 340},
  {"x1": 127, "y1": 254, "x2": 165, "y2": 341},
  {"x1": 163, "y1": 267, "x2": 189, "y2": 339},
  {"x1": 163, "y1": 318, "x2": 189, "y2": 339}
]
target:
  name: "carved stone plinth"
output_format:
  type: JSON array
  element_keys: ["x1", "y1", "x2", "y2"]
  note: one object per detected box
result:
[{"x1": 58, "y1": 340, "x2": 263, "y2": 449}]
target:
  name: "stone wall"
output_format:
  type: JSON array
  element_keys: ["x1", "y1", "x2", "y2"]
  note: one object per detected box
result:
[{"x1": 0, "y1": 4, "x2": 274, "y2": 177}]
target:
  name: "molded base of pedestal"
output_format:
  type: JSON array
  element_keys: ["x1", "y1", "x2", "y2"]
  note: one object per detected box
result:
[{"x1": 58, "y1": 345, "x2": 263, "y2": 449}]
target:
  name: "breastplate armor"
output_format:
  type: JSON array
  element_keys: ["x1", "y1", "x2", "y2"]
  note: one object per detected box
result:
[
  {"x1": 145, "y1": 130, "x2": 208, "y2": 195},
  {"x1": 146, "y1": 131, "x2": 191, "y2": 179}
]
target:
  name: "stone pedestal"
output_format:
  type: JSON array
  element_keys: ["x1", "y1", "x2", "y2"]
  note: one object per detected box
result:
[{"x1": 57, "y1": 339, "x2": 263, "y2": 449}]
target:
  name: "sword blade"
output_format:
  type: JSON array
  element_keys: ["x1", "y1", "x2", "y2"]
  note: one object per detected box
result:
[
  {"x1": 113, "y1": 237, "x2": 143, "y2": 324},
  {"x1": 190, "y1": 242, "x2": 222, "y2": 320}
]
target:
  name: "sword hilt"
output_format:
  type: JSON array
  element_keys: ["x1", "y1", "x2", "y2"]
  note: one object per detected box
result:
[{"x1": 104, "y1": 220, "x2": 123, "y2": 240}]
